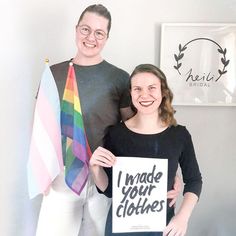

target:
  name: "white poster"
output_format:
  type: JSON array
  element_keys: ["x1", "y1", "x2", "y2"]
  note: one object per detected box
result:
[{"x1": 112, "y1": 157, "x2": 168, "y2": 233}]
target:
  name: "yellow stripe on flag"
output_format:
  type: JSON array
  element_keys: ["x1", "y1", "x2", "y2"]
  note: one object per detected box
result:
[
  {"x1": 74, "y1": 96, "x2": 81, "y2": 113},
  {"x1": 63, "y1": 89, "x2": 74, "y2": 103}
]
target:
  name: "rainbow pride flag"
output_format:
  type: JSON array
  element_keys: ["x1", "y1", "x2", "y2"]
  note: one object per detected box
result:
[
  {"x1": 27, "y1": 62, "x2": 63, "y2": 199},
  {"x1": 61, "y1": 62, "x2": 91, "y2": 195}
]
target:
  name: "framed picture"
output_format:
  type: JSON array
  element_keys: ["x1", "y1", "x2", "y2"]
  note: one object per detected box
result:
[{"x1": 160, "y1": 23, "x2": 236, "y2": 106}]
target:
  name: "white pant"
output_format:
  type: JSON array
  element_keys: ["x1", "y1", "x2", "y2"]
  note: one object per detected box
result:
[{"x1": 36, "y1": 171, "x2": 111, "y2": 236}]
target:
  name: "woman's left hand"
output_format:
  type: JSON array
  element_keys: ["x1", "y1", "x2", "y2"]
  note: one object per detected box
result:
[{"x1": 163, "y1": 215, "x2": 188, "y2": 236}]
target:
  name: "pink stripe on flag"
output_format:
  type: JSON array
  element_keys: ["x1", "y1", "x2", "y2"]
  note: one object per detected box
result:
[
  {"x1": 36, "y1": 90, "x2": 63, "y2": 168},
  {"x1": 71, "y1": 164, "x2": 89, "y2": 194},
  {"x1": 73, "y1": 140, "x2": 88, "y2": 163},
  {"x1": 28, "y1": 137, "x2": 52, "y2": 197}
]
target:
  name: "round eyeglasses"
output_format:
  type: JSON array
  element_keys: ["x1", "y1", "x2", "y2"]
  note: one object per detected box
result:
[{"x1": 78, "y1": 25, "x2": 107, "y2": 40}]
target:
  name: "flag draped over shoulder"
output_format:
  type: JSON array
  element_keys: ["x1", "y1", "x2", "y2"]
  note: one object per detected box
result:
[
  {"x1": 27, "y1": 62, "x2": 63, "y2": 199},
  {"x1": 61, "y1": 62, "x2": 91, "y2": 195}
]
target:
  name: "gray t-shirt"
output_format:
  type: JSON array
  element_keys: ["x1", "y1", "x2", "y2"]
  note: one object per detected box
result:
[{"x1": 51, "y1": 60, "x2": 130, "y2": 152}]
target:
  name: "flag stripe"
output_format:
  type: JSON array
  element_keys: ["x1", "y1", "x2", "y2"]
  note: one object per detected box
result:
[
  {"x1": 61, "y1": 109, "x2": 83, "y2": 129},
  {"x1": 73, "y1": 140, "x2": 88, "y2": 163},
  {"x1": 62, "y1": 89, "x2": 81, "y2": 112},
  {"x1": 33, "y1": 111, "x2": 61, "y2": 175},
  {"x1": 61, "y1": 125, "x2": 86, "y2": 144},
  {"x1": 36, "y1": 89, "x2": 63, "y2": 168},
  {"x1": 28, "y1": 138, "x2": 52, "y2": 192},
  {"x1": 72, "y1": 165, "x2": 89, "y2": 194},
  {"x1": 61, "y1": 101, "x2": 74, "y2": 115},
  {"x1": 65, "y1": 158, "x2": 84, "y2": 186}
]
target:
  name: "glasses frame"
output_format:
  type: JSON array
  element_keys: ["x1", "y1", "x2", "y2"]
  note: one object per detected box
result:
[{"x1": 78, "y1": 25, "x2": 107, "y2": 40}]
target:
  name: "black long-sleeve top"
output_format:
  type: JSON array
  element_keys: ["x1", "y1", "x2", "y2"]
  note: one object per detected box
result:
[{"x1": 101, "y1": 122, "x2": 202, "y2": 201}]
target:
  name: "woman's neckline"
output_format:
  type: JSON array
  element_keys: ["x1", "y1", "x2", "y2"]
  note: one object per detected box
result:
[{"x1": 122, "y1": 121, "x2": 170, "y2": 136}]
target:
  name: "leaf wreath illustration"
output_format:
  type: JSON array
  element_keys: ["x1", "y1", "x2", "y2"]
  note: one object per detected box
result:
[{"x1": 173, "y1": 37, "x2": 230, "y2": 81}]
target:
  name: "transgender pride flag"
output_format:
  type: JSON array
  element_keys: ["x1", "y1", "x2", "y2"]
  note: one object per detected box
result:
[
  {"x1": 27, "y1": 62, "x2": 63, "y2": 199},
  {"x1": 61, "y1": 62, "x2": 91, "y2": 195}
]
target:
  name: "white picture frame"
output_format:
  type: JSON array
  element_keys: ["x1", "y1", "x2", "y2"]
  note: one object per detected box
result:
[{"x1": 160, "y1": 23, "x2": 236, "y2": 106}]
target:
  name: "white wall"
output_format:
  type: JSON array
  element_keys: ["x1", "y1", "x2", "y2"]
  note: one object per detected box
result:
[{"x1": 1, "y1": 0, "x2": 236, "y2": 235}]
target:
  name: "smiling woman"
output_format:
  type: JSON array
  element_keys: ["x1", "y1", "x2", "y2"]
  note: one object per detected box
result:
[
  {"x1": 74, "y1": 8, "x2": 110, "y2": 65},
  {"x1": 90, "y1": 64, "x2": 202, "y2": 236},
  {"x1": 130, "y1": 72, "x2": 163, "y2": 115},
  {"x1": 128, "y1": 64, "x2": 176, "y2": 133},
  {"x1": 34, "y1": 4, "x2": 132, "y2": 236}
]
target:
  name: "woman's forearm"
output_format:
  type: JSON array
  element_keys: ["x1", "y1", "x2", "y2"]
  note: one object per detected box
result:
[
  {"x1": 175, "y1": 192, "x2": 199, "y2": 222},
  {"x1": 90, "y1": 165, "x2": 109, "y2": 192},
  {"x1": 89, "y1": 146, "x2": 116, "y2": 192}
]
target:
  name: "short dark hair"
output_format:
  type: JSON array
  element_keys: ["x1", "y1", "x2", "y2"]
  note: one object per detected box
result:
[
  {"x1": 77, "y1": 4, "x2": 111, "y2": 36},
  {"x1": 129, "y1": 64, "x2": 177, "y2": 126}
]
